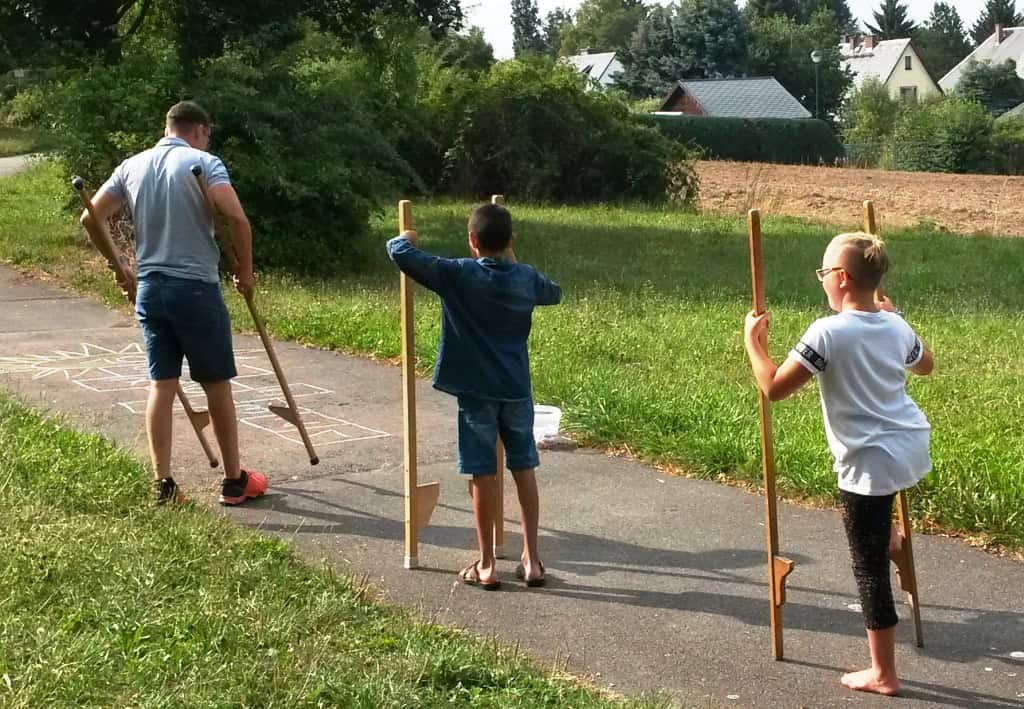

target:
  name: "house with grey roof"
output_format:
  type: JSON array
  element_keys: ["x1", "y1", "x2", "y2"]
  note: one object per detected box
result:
[
  {"x1": 563, "y1": 51, "x2": 624, "y2": 89},
  {"x1": 655, "y1": 77, "x2": 811, "y2": 119},
  {"x1": 939, "y1": 25, "x2": 1024, "y2": 93},
  {"x1": 839, "y1": 35, "x2": 941, "y2": 102}
]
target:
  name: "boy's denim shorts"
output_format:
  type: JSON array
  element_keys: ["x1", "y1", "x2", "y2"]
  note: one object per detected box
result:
[
  {"x1": 135, "y1": 272, "x2": 237, "y2": 383},
  {"x1": 456, "y1": 394, "x2": 540, "y2": 476}
]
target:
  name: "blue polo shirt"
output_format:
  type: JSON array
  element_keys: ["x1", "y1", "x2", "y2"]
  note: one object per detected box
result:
[
  {"x1": 98, "y1": 137, "x2": 230, "y2": 283},
  {"x1": 386, "y1": 236, "x2": 562, "y2": 401}
]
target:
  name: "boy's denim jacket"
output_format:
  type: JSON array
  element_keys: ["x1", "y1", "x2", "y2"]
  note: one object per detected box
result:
[{"x1": 386, "y1": 236, "x2": 561, "y2": 401}]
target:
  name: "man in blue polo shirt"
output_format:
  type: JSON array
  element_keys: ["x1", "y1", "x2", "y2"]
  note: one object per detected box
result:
[{"x1": 79, "y1": 100, "x2": 268, "y2": 506}]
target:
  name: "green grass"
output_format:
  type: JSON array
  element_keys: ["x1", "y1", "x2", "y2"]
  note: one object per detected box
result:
[
  {"x1": 2, "y1": 161, "x2": 1023, "y2": 550},
  {"x1": 0, "y1": 393, "x2": 662, "y2": 707},
  {"x1": 0, "y1": 126, "x2": 58, "y2": 157}
]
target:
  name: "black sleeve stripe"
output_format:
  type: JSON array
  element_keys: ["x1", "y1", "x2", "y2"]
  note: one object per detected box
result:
[
  {"x1": 906, "y1": 340, "x2": 922, "y2": 366},
  {"x1": 795, "y1": 341, "x2": 827, "y2": 372}
]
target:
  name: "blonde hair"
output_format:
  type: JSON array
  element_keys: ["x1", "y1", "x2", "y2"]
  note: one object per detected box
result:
[{"x1": 830, "y1": 232, "x2": 889, "y2": 290}]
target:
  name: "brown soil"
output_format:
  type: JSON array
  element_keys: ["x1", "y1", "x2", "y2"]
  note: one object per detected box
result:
[{"x1": 696, "y1": 160, "x2": 1024, "y2": 237}]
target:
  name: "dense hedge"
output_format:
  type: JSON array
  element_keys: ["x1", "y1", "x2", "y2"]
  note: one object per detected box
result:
[
  {"x1": 642, "y1": 114, "x2": 844, "y2": 164},
  {"x1": 431, "y1": 59, "x2": 697, "y2": 203},
  {"x1": 891, "y1": 98, "x2": 993, "y2": 174}
]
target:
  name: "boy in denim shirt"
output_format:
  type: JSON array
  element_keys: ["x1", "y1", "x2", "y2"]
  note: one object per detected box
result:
[{"x1": 387, "y1": 203, "x2": 561, "y2": 589}]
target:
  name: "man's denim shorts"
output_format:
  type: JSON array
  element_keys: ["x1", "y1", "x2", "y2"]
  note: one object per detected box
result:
[
  {"x1": 456, "y1": 394, "x2": 540, "y2": 476},
  {"x1": 135, "y1": 272, "x2": 237, "y2": 383}
]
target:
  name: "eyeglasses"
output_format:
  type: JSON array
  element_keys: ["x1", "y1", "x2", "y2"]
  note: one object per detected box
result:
[{"x1": 815, "y1": 266, "x2": 843, "y2": 282}]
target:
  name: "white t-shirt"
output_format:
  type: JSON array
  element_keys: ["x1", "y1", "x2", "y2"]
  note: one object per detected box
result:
[{"x1": 788, "y1": 310, "x2": 931, "y2": 496}]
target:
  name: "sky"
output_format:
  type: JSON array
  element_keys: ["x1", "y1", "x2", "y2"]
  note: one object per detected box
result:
[{"x1": 463, "y1": 0, "x2": 988, "y2": 59}]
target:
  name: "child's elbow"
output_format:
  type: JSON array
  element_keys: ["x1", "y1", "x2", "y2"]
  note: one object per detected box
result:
[
  {"x1": 910, "y1": 350, "x2": 935, "y2": 376},
  {"x1": 911, "y1": 359, "x2": 934, "y2": 376}
]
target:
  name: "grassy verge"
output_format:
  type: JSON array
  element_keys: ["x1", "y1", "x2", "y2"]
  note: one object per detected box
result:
[
  {"x1": 0, "y1": 126, "x2": 58, "y2": 157},
  {"x1": 2, "y1": 161, "x2": 1023, "y2": 550},
  {"x1": 0, "y1": 393, "x2": 660, "y2": 707}
]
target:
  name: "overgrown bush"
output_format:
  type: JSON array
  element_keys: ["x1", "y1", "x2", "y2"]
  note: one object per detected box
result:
[
  {"x1": 891, "y1": 97, "x2": 993, "y2": 173},
  {"x1": 44, "y1": 29, "x2": 414, "y2": 273},
  {"x1": 644, "y1": 114, "x2": 843, "y2": 164},
  {"x1": 839, "y1": 77, "x2": 901, "y2": 167},
  {"x1": 0, "y1": 85, "x2": 49, "y2": 127},
  {"x1": 435, "y1": 58, "x2": 696, "y2": 204},
  {"x1": 991, "y1": 116, "x2": 1024, "y2": 175}
]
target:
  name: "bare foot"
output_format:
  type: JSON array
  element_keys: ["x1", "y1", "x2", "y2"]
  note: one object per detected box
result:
[{"x1": 840, "y1": 668, "x2": 901, "y2": 696}]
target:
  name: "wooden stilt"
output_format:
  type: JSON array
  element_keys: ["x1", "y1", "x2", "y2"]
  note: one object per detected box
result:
[
  {"x1": 73, "y1": 177, "x2": 218, "y2": 467},
  {"x1": 190, "y1": 165, "x2": 319, "y2": 465},
  {"x1": 176, "y1": 383, "x2": 219, "y2": 468},
  {"x1": 863, "y1": 200, "x2": 924, "y2": 647},
  {"x1": 748, "y1": 209, "x2": 795, "y2": 661},
  {"x1": 491, "y1": 194, "x2": 507, "y2": 558},
  {"x1": 398, "y1": 200, "x2": 439, "y2": 569}
]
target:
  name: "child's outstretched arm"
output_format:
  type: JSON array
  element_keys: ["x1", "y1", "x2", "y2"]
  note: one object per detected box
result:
[
  {"x1": 534, "y1": 270, "x2": 562, "y2": 306},
  {"x1": 744, "y1": 311, "x2": 813, "y2": 402},
  {"x1": 386, "y1": 230, "x2": 455, "y2": 295}
]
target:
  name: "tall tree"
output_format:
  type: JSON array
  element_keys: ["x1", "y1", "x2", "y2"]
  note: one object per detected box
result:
[
  {"x1": 864, "y1": 0, "x2": 917, "y2": 39},
  {"x1": 616, "y1": 0, "x2": 748, "y2": 97},
  {"x1": 615, "y1": 4, "x2": 684, "y2": 96},
  {"x1": 745, "y1": 0, "x2": 802, "y2": 22},
  {"x1": 676, "y1": 0, "x2": 748, "y2": 78},
  {"x1": 511, "y1": 0, "x2": 546, "y2": 55},
  {"x1": 799, "y1": 0, "x2": 858, "y2": 34},
  {"x1": 558, "y1": 0, "x2": 646, "y2": 54},
  {"x1": 915, "y1": 2, "x2": 971, "y2": 81},
  {"x1": 971, "y1": 0, "x2": 1024, "y2": 45},
  {"x1": 747, "y1": 9, "x2": 852, "y2": 119},
  {"x1": 543, "y1": 7, "x2": 574, "y2": 56},
  {"x1": 0, "y1": 1, "x2": 465, "y2": 66},
  {"x1": 435, "y1": 26, "x2": 494, "y2": 75}
]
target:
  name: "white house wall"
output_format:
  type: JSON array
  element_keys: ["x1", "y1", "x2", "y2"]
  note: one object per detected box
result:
[{"x1": 885, "y1": 45, "x2": 941, "y2": 100}]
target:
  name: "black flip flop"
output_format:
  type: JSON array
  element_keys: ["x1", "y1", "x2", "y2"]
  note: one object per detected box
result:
[
  {"x1": 515, "y1": 561, "x2": 546, "y2": 587},
  {"x1": 459, "y1": 561, "x2": 501, "y2": 591}
]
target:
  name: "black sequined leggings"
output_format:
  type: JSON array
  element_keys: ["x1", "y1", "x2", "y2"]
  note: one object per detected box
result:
[{"x1": 839, "y1": 490, "x2": 898, "y2": 631}]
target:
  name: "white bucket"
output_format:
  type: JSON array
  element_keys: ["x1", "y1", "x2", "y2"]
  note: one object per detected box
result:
[{"x1": 533, "y1": 405, "x2": 562, "y2": 443}]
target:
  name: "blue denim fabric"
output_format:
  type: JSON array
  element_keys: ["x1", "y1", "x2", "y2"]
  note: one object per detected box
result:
[
  {"x1": 135, "y1": 272, "x2": 236, "y2": 382},
  {"x1": 456, "y1": 395, "x2": 539, "y2": 475},
  {"x1": 386, "y1": 236, "x2": 561, "y2": 401}
]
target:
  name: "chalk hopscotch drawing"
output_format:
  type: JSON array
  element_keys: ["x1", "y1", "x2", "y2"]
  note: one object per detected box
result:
[{"x1": 0, "y1": 342, "x2": 390, "y2": 449}]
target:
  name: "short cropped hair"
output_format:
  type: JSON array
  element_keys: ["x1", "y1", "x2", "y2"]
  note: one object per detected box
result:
[
  {"x1": 832, "y1": 232, "x2": 889, "y2": 290},
  {"x1": 166, "y1": 100, "x2": 210, "y2": 131},
  {"x1": 469, "y1": 203, "x2": 513, "y2": 252}
]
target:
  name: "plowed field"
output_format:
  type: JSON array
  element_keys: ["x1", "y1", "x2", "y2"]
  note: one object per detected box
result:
[{"x1": 697, "y1": 160, "x2": 1024, "y2": 237}]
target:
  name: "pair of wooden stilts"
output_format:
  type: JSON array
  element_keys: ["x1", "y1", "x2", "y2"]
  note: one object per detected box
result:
[
  {"x1": 750, "y1": 201, "x2": 923, "y2": 660},
  {"x1": 72, "y1": 172, "x2": 318, "y2": 468}
]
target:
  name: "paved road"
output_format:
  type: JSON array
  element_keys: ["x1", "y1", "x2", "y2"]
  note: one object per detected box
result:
[{"x1": 0, "y1": 265, "x2": 1021, "y2": 708}]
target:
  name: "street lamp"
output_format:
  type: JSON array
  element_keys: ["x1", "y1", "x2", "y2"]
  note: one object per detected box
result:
[{"x1": 810, "y1": 50, "x2": 823, "y2": 120}]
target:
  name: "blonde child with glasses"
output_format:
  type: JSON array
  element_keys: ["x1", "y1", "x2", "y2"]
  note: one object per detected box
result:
[{"x1": 743, "y1": 232, "x2": 934, "y2": 696}]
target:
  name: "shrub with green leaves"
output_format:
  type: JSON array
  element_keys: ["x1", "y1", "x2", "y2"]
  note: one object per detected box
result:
[
  {"x1": 891, "y1": 97, "x2": 993, "y2": 173},
  {"x1": 43, "y1": 29, "x2": 415, "y2": 274},
  {"x1": 991, "y1": 115, "x2": 1024, "y2": 175},
  {"x1": 644, "y1": 114, "x2": 844, "y2": 165},
  {"x1": 840, "y1": 77, "x2": 901, "y2": 167},
  {"x1": 437, "y1": 58, "x2": 695, "y2": 204}
]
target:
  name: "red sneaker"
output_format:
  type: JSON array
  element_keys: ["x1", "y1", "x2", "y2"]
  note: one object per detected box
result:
[{"x1": 219, "y1": 469, "x2": 268, "y2": 506}]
